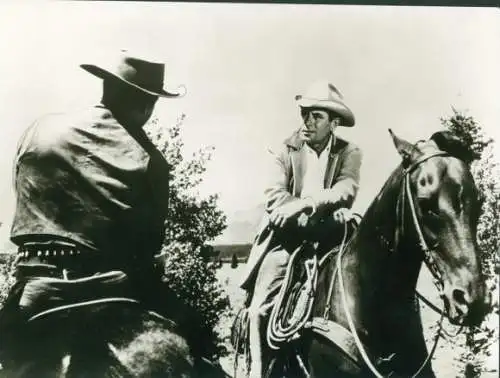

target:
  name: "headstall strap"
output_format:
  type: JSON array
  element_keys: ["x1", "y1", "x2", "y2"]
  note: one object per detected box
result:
[{"x1": 403, "y1": 151, "x2": 449, "y2": 292}]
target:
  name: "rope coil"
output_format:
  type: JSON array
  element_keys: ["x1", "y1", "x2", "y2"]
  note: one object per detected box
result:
[{"x1": 266, "y1": 245, "x2": 318, "y2": 351}]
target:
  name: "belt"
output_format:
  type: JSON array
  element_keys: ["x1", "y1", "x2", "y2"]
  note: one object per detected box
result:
[
  {"x1": 15, "y1": 242, "x2": 159, "y2": 280},
  {"x1": 17, "y1": 243, "x2": 86, "y2": 259},
  {"x1": 16, "y1": 242, "x2": 109, "y2": 278}
]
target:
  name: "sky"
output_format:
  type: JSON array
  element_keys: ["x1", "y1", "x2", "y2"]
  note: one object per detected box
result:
[{"x1": 0, "y1": 2, "x2": 498, "y2": 245}]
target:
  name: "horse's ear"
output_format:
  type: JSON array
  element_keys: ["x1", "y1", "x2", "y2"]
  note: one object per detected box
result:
[{"x1": 389, "y1": 129, "x2": 417, "y2": 167}]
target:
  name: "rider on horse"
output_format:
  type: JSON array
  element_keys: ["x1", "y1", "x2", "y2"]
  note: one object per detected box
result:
[
  {"x1": 239, "y1": 80, "x2": 363, "y2": 377},
  {"x1": 0, "y1": 51, "x2": 190, "y2": 376}
]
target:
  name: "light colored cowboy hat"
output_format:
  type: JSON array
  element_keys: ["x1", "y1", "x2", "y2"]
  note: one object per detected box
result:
[
  {"x1": 80, "y1": 49, "x2": 186, "y2": 98},
  {"x1": 295, "y1": 80, "x2": 355, "y2": 127}
]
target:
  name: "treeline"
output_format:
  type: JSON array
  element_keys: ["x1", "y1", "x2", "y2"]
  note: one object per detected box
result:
[{"x1": 210, "y1": 244, "x2": 252, "y2": 263}]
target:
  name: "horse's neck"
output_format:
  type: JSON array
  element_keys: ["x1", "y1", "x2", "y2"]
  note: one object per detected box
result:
[
  {"x1": 314, "y1": 167, "x2": 431, "y2": 373},
  {"x1": 336, "y1": 170, "x2": 424, "y2": 331},
  {"x1": 360, "y1": 173, "x2": 422, "y2": 289},
  {"x1": 353, "y1": 226, "x2": 423, "y2": 301}
]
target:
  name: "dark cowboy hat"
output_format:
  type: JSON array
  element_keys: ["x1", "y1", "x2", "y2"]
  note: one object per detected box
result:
[
  {"x1": 295, "y1": 80, "x2": 355, "y2": 127},
  {"x1": 80, "y1": 50, "x2": 186, "y2": 98}
]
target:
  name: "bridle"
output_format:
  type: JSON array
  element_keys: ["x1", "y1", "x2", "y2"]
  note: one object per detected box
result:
[
  {"x1": 401, "y1": 151, "x2": 450, "y2": 293},
  {"x1": 337, "y1": 150, "x2": 450, "y2": 378}
]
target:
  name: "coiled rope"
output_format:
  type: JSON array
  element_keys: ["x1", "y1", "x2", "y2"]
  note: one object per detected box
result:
[{"x1": 266, "y1": 245, "x2": 318, "y2": 351}]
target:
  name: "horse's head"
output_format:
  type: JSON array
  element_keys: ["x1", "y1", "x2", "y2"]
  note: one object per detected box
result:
[{"x1": 389, "y1": 129, "x2": 490, "y2": 327}]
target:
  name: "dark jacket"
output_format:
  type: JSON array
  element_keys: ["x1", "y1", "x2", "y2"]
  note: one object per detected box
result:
[{"x1": 10, "y1": 105, "x2": 170, "y2": 263}]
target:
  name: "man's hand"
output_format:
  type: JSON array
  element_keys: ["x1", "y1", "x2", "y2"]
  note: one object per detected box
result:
[
  {"x1": 333, "y1": 207, "x2": 354, "y2": 224},
  {"x1": 269, "y1": 199, "x2": 311, "y2": 229},
  {"x1": 297, "y1": 213, "x2": 309, "y2": 228}
]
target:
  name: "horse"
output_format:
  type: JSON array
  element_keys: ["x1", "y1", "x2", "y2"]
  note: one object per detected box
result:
[
  {"x1": 0, "y1": 261, "x2": 229, "y2": 378},
  {"x1": 240, "y1": 129, "x2": 490, "y2": 378},
  {"x1": 307, "y1": 129, "x2": 491, "y2": 377}
]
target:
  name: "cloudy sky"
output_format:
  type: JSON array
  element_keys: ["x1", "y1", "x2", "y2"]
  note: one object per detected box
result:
[{"x1": 0, "y1": 2, "x2": 498, "y2": 244}]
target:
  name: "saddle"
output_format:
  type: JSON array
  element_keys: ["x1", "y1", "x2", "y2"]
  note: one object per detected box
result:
[
  {"x1": 266, "y1": 217, "x2": 360, "y2": 351},
  {"x1": 263, "y1": 217, "x2": 396, "y2": 375}
]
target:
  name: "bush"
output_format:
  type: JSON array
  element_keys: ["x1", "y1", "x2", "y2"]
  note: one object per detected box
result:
[
  {"x1": 440, "y1": 108, "x2": 500, "y2": 376},
  {"x1": 0, "y1": 252, "x2": 16, "y2": 306},
  {"x1": 161, "y1": 242, "x2": 230, "y2": 360},
  {"x1": 146, "y1": 114, "x2": 231, "y2": 361}
]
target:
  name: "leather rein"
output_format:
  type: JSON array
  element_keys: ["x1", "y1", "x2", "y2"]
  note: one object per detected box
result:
[{"x1": 336, "y1": 151, "x2": 450, "y2": 378}]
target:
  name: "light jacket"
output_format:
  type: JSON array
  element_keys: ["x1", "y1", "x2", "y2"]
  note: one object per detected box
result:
[{"x1": 240, "y1": 130, "x2": 362, "y2": 290}]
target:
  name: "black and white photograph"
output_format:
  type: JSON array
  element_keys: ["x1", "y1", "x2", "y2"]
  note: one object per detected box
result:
[{"x1": 0, "y1": 2, "x2": 498, "y2": 377}]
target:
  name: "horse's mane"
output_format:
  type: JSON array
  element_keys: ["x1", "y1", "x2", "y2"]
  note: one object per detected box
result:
[{"x1": 430, "y1": 131, "x2": 481, "y2": 164}]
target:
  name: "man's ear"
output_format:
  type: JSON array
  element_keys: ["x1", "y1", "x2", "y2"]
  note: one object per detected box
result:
[{"x1": 388, "y1": 129, "x2": 418, "y2": 167}]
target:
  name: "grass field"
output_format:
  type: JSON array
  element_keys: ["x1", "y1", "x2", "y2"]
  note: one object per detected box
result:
[{"x1": 216, "y1": 263, "x2": 499, "y2": 378}]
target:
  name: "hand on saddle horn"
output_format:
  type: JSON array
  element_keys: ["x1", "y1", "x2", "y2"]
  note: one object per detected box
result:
[
  {"x1": 269, "y1": 198, "x2": 313, "y2": 229},
  {"x1": 333, "y1": 207, "x2": 354, "y2": 224}
]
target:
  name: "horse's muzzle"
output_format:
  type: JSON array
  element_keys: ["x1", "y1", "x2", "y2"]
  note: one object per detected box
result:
[{"x1": 442, "y1": 284, "x2": 491, "y2": 327}]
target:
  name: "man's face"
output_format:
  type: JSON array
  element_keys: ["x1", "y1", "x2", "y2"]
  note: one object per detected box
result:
[
  {"x1": 300, "y1": 107, "x2": 335, "y2": 144},
  {"x1": 124, "y1": 90, "x2": 158, "y2": 129},
  {"x1": 129, "y1": 100, "x2": 157, "y2": 129}
]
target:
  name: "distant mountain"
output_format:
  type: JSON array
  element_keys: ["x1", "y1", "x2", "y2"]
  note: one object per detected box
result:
[{"x1": 213, "y1": 203, "x2": 265, "y2": 245}]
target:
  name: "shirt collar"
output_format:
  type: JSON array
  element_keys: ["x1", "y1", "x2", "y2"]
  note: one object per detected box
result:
[{"x1": 304, "y1": 133, "x2": 335, "y2": 157}]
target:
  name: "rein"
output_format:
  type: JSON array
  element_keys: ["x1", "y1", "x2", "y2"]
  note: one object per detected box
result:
[{"x1": 335, "y1": 151, "x2": 450, "y2": 377}]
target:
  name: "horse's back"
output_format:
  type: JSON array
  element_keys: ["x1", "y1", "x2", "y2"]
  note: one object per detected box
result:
[{"x1": 0, "y1": 301, "x2": 195, "y2": 378}]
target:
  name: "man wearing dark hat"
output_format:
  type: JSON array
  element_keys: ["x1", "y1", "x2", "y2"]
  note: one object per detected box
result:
[
  {"x1": 0, "y1": 51, "x2": 189, "y2": 376},
  {"x1": 239, "y1": 80, "x2": 363, "y2": 377}
]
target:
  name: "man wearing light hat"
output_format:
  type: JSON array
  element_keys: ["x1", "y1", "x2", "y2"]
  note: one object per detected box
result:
[
  {"x1": 239, "y1": 80, "x2": 363, "y2": 377},
  {"x1": 0, "y1": 51, "x2": 192, "y2": 376}
]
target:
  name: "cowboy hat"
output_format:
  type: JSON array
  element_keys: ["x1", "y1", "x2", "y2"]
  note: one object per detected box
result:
[
  {"x1": 80, "y1": 50, "x2": 185, "y2": 98},
  {"x1": 295, "y1": 80, "x2": 355, "y2": 127}
]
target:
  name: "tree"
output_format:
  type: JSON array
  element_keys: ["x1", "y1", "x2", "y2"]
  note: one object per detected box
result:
[
  {"x1": 440, "y1": 108, "x2": 500, "y2": 377},
  {"x1": 146, "y1": 114, "x2": 230, "y2": 361},
  {"x1": 231, "y1": 253, "x2": 239, "y2": 269},
  {"x1": 147, "y1": 114, "x2": 227, "y2": 249}
]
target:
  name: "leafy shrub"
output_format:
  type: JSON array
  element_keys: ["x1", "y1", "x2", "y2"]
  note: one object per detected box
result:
[
  {"x1": 441, "y1": 108, "x2": 499, "y2": 376},
  {"x1": 0, "y1": 252, "x2": 16, "y2": 306},
  {"x1": 146, "y1": 114, "x2": 230, "y2": 361}
]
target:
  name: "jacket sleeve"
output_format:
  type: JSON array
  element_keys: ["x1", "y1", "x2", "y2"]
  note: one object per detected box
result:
[
  {"x1": 311, "y1": 143, "x2": 363, "y2": 213},
  {"x1": 263, "y1": 145, "x2": 296, "y2": 213}
]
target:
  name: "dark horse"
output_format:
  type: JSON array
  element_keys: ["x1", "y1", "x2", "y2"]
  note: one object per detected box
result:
[
  {"x1": 0, "y1": 262, "x2": 229, "y2": 378},
  {"x1": 307, "y1": 130, "x2": 490, "y2": 377},
  {"x1": 252, "y1": 130, "x2": 490, "y2": 378}
]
